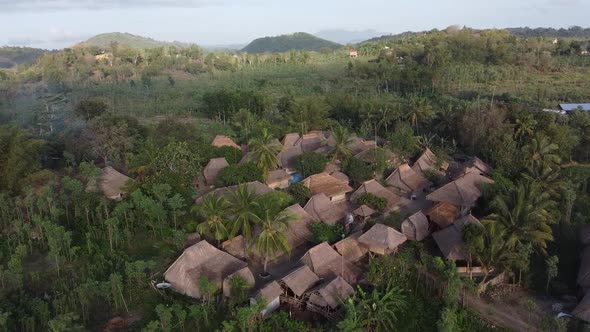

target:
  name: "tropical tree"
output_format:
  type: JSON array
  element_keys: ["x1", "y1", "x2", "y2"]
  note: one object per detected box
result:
[
  {"x1": 521, "y1": 135, "x2": 561, "y2": 177},
  {"x1": 483, "y1": 180, "x2": 556, "y2": 254},
  {"x1": 514, "y1": 113, "x2": 537, "y2": 142},
  {"x1": 194, "y1": 195, "x2": 230, "y2": 245},
  {"x1": 248, "y1": 128, "x2": 283, "y2": 179},
  {"x1": 339, "y1": 283, "x2": 407, "y2": 332},
  {"x1": 227, "y1": 185, "x2": 260, "y2": 241},
  {"x1": 330, "y1": 125, "x2": 354, "y2": 162},
  {"x1": 254, "y1": 209, "x2": 293, "y2": 275},
  {"x1": 404, "y1": 95, "x2": 434, "y2": 133}
]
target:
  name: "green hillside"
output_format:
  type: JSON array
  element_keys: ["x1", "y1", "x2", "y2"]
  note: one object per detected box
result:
[
  {"x1": 77, "y1": 32, "x2": 195, "y2": 49},
  {"x1": 0, "y1": 47, "x2": 47, "y2": 69},
  {"x1": 242, "y1": 32, "x2": 341, "y2": 53}
]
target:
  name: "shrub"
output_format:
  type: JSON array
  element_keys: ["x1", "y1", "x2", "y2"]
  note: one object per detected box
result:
[
  {"x1": 343, "y1": 157, "x2": 372, "y2": 184},
  {"x1": 356, "y1": 193, "x2": 387, "y2": 211},
  {"x1": 287, "y1": 182, "x2": 312, "y2": 205},
  {"x1": 214, "y1": 146, "x2": 242, "y2": 165},
  {"x1": 295, "y1": 152, "x2": 328, "y2": 177},
  {"x1": 215, "y1": 162, "x2": 262, "y2": 187},
  {"x1": 255, "y1": 191, "x2": 295, "y2": 217},
  {"x1": 309, "y1": 223, "x2": 346, "y2": 244}
]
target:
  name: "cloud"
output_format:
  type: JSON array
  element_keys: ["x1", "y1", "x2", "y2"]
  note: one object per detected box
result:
[
  {"x1": 0, "y1": 0, "x2": 237, "y2": 12},
  {"x1": 4, "y1": 26, "x2": 88, "y2": 48}
]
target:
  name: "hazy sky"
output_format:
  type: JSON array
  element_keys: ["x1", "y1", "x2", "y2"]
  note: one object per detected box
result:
[{"x1": 0, "y1": 0, "x2": 588, "y2": 49}]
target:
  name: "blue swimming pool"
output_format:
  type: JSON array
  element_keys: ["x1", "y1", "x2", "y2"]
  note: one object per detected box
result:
[{"x1": 290, "y1": 172, "x2": 303, "y2": 184}]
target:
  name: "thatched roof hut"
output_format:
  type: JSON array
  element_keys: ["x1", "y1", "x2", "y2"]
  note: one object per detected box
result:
[
  {"x1": 354, "y1": 147, "x2": 400, "y2": 167},
  {"x1": 203, "y1": 158, "x2": 229, "y2": 186},
  {"x1": 426, "y1": 172, "x2": 494, "y2": 208},
  {"x1": 334, "y1": 231, "x2": 369, "y2": 263},
  {"x1": 303, "y1": 173, "x2": 353, "y2": 202},
  {"x1": 386, "y1": 164, "x2": 432, "y2": 196},
  {"x1": 358, "y1": 223, "x2": 407, "y2": 256},
  {"x1": 304, "y1": 193, "x2": 349, "y2": 225},
  {"x1": 353, "y1": 205, "x2": 376, "y2": 218},
  {"x1": 412, "y1": 147, "x2": 449, "y2": 177},
  {"x1": 164, "y1": 241, "x2": 248, "y2": 298},
  {"x1": 282, "y1": 133, "x2": 301, "y2": 147},
  {"x1": 278, "y1": 145, "x2": 304, "y2": 173},
  {"x1": 331, "y1": 171, "x2": 350, "y2": 185},
  {"x1": 252, "y1": 281, "x2": 283, "y2": 316},
  {"x1": 280, "y1": 265, "x2": 320, "y2": 297},
  {"x1": 348, "y1": 137, "x2": 376, "y2": 155},
  {"x1": 457, "y1": 157, "x2": 493, "y2": 178},
  {"x1": 323, "y1": 162, "x2": 341, "y2": 174},
  {"x1": 573, "y1": 291, "x2": 590, "y2": 323},
  {"x1": 222, "y1": 266, "x2": 255, "y2": 297},
  {"x1": 350, "y1": 179, "x2": 409, "y2": 212},
  {"x1": 424, "y1": 202, "x2": 460, "y2": 228},
  {"x1": 89, "y1": 166, "x2": 132, "y2": 200},
  {"x1": 307, "y1": 276, "x2": 355, "y2": 309},
  {"x1": 266, "y1": 169, "x2": 291, "y2": 189},
  {"x1": 401, "y1": 211, "x2": 430, "y2": 241},
  {"x1": 211, "y1": 135, "x2": 240, "y2": 150},
  {"x1": 431, "y1": 217, "x2": 481, "y2": 262},
  {"x1": 300, "y1": 242, "x2": 362, "y2": 284},
  {"x1": 221, "y1": 235, "x2": 246, "y2": 260}
]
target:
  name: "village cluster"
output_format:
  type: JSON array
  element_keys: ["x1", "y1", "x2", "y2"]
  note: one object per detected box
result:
[{"x1": 92, "y1": 131, "x2": 495, "y2": 319}]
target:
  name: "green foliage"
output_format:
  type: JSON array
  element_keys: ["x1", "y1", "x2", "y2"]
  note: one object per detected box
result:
[
  {"x1": 0, "y1": 125, "x2": 44, "y2": 193},
  {"x1": 295, "y1": 152, "x2": 328, "y2": 177},
  {"x1": 309, "y1": 223, "x2": 345, "y2": 244},
  {"x1": 242, "y1": 32, "x2": 341, "y2": 53},
  {"x1": 214, "y1": 146, "x2": 243, "y2": 165},
  {"x1": 389, "y1": 122, "x2": 420, "y2": 158},
  {"x1": 343, "y1": 157, "x2": 372, "y2": 184},
  {"x1": 80, "y1": 32, "x2": 197, "y2": 49},
  {"x1": 287, "y1": 182, "x2": 311, "y2": 206},
  {"x1": 255, "y1": 191, "x2": 295, "y2": 218},
  {"x1": 74, "y1": 98, "x2": 108, "y2": 120},
  {"x1": 355, "y1": 193, "x2": 387, "y2": 211},
  {"x1": 215, "y1": 162, "x2": 263, "y2": 187}
]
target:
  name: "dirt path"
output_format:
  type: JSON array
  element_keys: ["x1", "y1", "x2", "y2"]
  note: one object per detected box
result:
[{"x1": 463, "y1": 292, "x2": 538, "y2": 331}]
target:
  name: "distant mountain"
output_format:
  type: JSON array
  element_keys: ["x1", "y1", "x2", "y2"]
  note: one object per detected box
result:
[
  {"x1": 242, "y1": 32, "x2": 341, "y2": 53},
  {"x1": 314, "y1": 29, "x2": 390, "y2": 44},
  {"x1": 0, "y1": 47, "x2": 48, "y2": 69},
  {"x1": 77, "y1": 32, "x2": 196, "y2": 50},
  {"x1": 203, "y1": 43, "x2": 247, "y2": 51}
]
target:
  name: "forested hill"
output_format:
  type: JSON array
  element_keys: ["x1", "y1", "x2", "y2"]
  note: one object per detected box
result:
[
  {"x1": 0, "y1": 47, "x2": 48, "y2": 69},
  {"x1": 363, "y1": 26, "x2": 590, "y2": 43},
  {"x1": 242, "y1": 32, "x2": 341, "y2": 53},
  {"x1": 77, "y1": 32, "x2": 196, "y2": 49}
]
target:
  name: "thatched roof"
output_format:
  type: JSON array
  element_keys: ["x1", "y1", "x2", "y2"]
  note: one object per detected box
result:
[
  {"x1": 412, "y1": 148, "x2": 448, "y2": 176},
  {"x1": 304, "y1": 193, "x2": 348, "y2": 225},
  {"x1": 282, "y1": 133, "x2": 301, "y2": 147},
  {"x1": 358, "y1": 223, "x2": 407, "y2": 251},
  {"x1": 221, "y1": 235, "x2": 246, "y2": 260},
  {"x1": 353, "y1": 205, "x2": 376, "y2": 217},
  {"x1": 91, "y1": 166, "x2": 132, "y2": 200},
  {"x1": 212, "y1": 135, "x2": 240, "y2": 150},
  {"x1": 454, "y1": 214, "x2": 483, "y2": 230},
  {"x1": 324, "y1": 162, "x2": 341, "y2": 174},
  {"x1": 348, "y1": 137, "x2": 376, "y2": 155},
  {"x1": 280, "y1": 265, "x2": 320, "y2": 297},
  {"x1": 578, "y1": 247, "x2": 590, "y2": 289},
  {"x1": 308, "y1": 276, "x2": 355, "y2": 309},
  {"x1": 278, "y1": 145, "x2": 304, "y2": 171},
  {"x1": 203, "y1": 158, "x2": 229, "y2": 185},
  {"x1": 432, "y1": 226, "x2": 466, "y2": 261},
  {"x1": 426, "y1": 172, "x2": 494, "y2": 207},
  {"x1": 164, "y1": 241, "x2": 248, "y2": 298},
  {"x1": 350, "y1": 179, "x2": 409, "y2": 211},
  {"x1": 255, "y1": 281, "x2": 283, "y2": 303},
  {"x1": 573, "y1": 291, "x2": 590, "y2": 323},
  {"x1": 459, "y1": 157, "x2": 493, "y2": 178},
  {"x1": 296, "y1": 131, "x2": 326, "y2": 152},
  {"x1": 424, "y1": 202, "x2": 461, "y2": 228},
  {"x1": 386, "y1": 164, "x2": 431, "y2": 195},
  {"x1": 303, "y1": 173, "x2": 353, "y2": 198},
  {"x1": 195, "y1": 181, "x2": 273, "y2": 204},
  {"x1": 222, "y1": 266, "x2": 255, "y2": 297},
  {"x1": 334, "y1": 231, "x2": 369, "y2": 263},
  {"x1": 401, "y1": 211, "x2": 430, "y2": 241},
  {"x1": 354, "y1": 147, "x2": 399, "y2": 166},
  {"x1": 266, "y1": 169, "x2": 291, "y2": 185},
  {"x1": 300, "y1": 242, "x2": 362, "y2": 284},
  {"x1": 330, "y1": 171, "x2": 350, "y2": 185}
]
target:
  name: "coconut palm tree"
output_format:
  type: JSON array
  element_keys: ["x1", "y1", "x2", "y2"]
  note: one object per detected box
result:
[
  {"x1": 227, "y1": 184, "x2": 260, "y2": 241},
  {"x1": 193, "y1": 195, "x2": 230, "y2": 246},
  {"x1": 248, "y1": 128, "x2": 283, "y2": 180},
  {"x1": 339, "y1": 283, "x2": 407, "y2": 332},
  {"x1": 254, "y1": 209, "x2": 293, "y2": 275},
  {"x1": 514, "y1": 114, "x2": 537, "y2": 142},
  {"x1": 469, "y1": 220, "x2": 512, "y2": 285},
  {"x1": 330, "y1": 125, "x2": 354, "y2": 162},
  {"x1": 404, "y1": 95, "x2": 434, "y2": 134},
  {"x1": 483, "y1": 180, "x2": 556, "y2": 254},
  {"x1": 521, "y1": 135, "x2": 561, "y2": 177}
]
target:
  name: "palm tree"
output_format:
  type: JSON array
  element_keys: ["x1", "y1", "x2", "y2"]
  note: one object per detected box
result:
[
  {"x1": 514, "y1": 114, "x2": 537, "y2": 142},
  {"x1": 521, "y1": 135, "x2": 561, "y2": 177},
  {"x1": 254, "y1": 209, "x2": 293, "y2": 275},
  {"x1": 471, "y1": 220, "x2": 512, "y2": 285},
  {"x1": 404, "y1": 95, "x2": 434, "y2": 134},
  {"x1": 249, "y1": 128, "x2": 283, "y2": 179},
  {"x1": 339, "y1": 283, "x2": 407, "y2": 332},
  {"x1": 193, "y1": 195, "x2": 230, "y2": 246},
  {"x1": 330, "y1": 125, "x2": 354, "y2": 162},
  {"x1": 483, "y1": 180, "x2": 556, "y2": 254},
  {"x1": 227, "y1": 185, "x2": 261, "y2": 255}
]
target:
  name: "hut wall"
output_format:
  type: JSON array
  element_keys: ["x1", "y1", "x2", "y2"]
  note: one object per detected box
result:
[{"x1": 331, "y1": 193, "x2": 347, "y2": 202}]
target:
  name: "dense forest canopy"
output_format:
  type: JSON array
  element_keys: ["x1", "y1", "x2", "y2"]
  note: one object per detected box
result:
[
  {"x1": 241, "y1": 32, "x2": 342, "y2": 53},
  {"x1": 1, "y1": 26, "x2": 590, "y2": 331}
]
